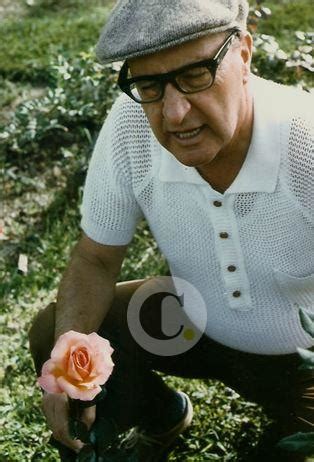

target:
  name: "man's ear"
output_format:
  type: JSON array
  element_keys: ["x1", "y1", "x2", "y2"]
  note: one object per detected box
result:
[{"x1": 240, "y1": 32, "x2": 253, "y2": 84}]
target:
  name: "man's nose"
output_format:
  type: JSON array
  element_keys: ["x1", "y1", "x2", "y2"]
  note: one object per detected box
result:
[{"x1": 162, "y1": 83, "x2": 191, "y2": 125}]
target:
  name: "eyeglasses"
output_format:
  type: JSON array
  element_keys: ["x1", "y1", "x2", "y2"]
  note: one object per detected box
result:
[{"x1": 118, "y1": 28, "x2": 240, "y2": 104}]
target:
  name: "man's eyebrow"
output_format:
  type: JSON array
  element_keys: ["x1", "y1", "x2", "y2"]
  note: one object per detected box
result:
[{"x1": 129, "y1": 55, "x2": 213, "y2": 79}]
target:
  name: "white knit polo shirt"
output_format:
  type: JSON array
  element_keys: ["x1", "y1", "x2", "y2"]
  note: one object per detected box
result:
[{"x1": 81, "y1": 75, "x2": 314, "y2": 355}]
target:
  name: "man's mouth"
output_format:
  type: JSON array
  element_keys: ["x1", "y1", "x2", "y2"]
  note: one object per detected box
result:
[{"x1": 173, "y1": 126, "x2": 203, "y2": 140}]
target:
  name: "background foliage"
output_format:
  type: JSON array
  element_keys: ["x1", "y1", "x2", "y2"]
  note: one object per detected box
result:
[{"x1": 0, "y1": 0, "x2": 313, "y2": 461}]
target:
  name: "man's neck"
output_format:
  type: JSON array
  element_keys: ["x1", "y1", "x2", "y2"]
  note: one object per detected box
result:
[{"x1": 197, "y1": 89, "x2": 254, "y2": 194}]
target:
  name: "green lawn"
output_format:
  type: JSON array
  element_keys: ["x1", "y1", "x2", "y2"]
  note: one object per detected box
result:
[
  {"x1": 0, "y1": 0, "x2": 313, "y2": 460},
  {"x1": 256, "y1": 0, "x2": 313, "y2": 48}
]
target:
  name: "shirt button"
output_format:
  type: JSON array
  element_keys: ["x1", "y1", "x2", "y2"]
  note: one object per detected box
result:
[
  {"x1": 213, "y1": 200, "x2": 222, "y2": 207},
  {"x1": 227, "y1": 265, "x2": 237, "y2": 272},
  {"x1": 219, "y1": 232, "x2": 229, "y2": 239},
  {"x1": 233, "y1": 290, "x2": 241, "y2": 298}
]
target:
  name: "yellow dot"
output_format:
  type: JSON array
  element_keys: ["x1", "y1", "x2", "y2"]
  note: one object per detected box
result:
[{"x1": 183, "y1": 329, "x2": 195, "y2": 341}]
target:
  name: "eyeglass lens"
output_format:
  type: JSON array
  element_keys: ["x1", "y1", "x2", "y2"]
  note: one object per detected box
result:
[{"x1": 129, "y1": 66, "x2": 214, "y2": 102}]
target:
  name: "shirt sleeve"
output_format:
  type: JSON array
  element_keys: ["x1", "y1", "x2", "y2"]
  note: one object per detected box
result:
[
  {"x1": 286, "y1": 94, "x2": 314, "y2": 224},
  {"x1": 80, "y1": 95, "x2": 144, "y2": 245}
]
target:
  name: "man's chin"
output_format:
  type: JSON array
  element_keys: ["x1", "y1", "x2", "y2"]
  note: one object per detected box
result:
[{"x1": 169, "y1": 148, "x2": 218, "y2": 168}]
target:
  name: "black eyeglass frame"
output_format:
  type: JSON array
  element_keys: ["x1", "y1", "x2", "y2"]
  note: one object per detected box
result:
[{"x1": 118, "y1": 28, "x2": 241, "y2": 104}]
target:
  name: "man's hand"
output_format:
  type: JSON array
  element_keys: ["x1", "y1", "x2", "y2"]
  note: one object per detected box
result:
[{"x1": 42, "y1": 393, "x2": 96, "y2": 453}]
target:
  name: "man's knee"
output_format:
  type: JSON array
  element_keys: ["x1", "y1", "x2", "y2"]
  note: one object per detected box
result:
[
  {"x1": 28, "y1": 278, "x2": 161, "y2": 374},
  {"x1": 103, "y1": 278, "x2": 148, "y2": 330},
  {"x1": 28, "y1": 302, "x2": 56, "y2": 375},
  {"x1": 106, "y1": 277, "x2": 176, "y2": 333}
]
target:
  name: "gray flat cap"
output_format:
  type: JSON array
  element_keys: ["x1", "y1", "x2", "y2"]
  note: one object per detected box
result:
[{"x1": 96, "y1": 0, "x2": 249, "y2": 64}]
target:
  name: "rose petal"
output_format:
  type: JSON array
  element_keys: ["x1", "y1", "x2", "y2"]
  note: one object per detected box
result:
[
  {"x1": 66, "y1": 347, "x2": 86, "y2": 382},
  {"x1": 95, "y1": 365, "x2": 114, "y2": 385},
  {"x1": 87, "y1": 352, "x2": 114, "y2": 372},
  {"x1": 91, "y1": 347, "x2": 114, "y2": 367},
  {"x1": 51, "y1": 331, "x2": 90, "y2": 361},
  {"x1": 81, "y1": 366, "x2": 114, "y2": 387},
  {"x1": 89, "y1": 360, "x2": 114, "y2": 383},
  {"x1": 91, "y1": 352, "x2": 114, "y2": 376},
  {"x1": 41, "y1": 358, "x2": 56, "y2": 375},
  {"x1": 66, "y1": 347, "x2": 91, "y2": 382},
  {"x1": 74, "y1": 348, "x2": 90, "y2": 369},
  {"x1": 41, "y1": 358, "x2": 66, "y2": 382},
  {"x1": 72, "y1": 347, "x2": 91, "y2": 379},
  {"x1": 38, "y1": 374, "x2": 63, "y2": 393},
  {"x1": 87, "y1": 333, "x2": 114, "y2": 356},
  {"x1": 57, "y1": 376, "x2": 101, "y2": 401},
  {"x1": 93, "y1": 360, "x2": 114, "y2": 379}
]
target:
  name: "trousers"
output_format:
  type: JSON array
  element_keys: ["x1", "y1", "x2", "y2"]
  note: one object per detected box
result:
[{"x1": 29, "y1": 278, "x2": 314, "y2": 462}]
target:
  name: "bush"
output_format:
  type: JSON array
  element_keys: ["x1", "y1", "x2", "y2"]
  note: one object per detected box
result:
[
  {"x1": 1, "y1": 51, "x2": 120, "y2": 167},
  {"x1": 248, "y1": 1, "x2": 313, "y2": 88},
  {"x1": 252, "y1": 31, "x2": 313, "y2": 88},
  {"x1": 252, "y1": 0, "x2": 314, "y2": 47}
]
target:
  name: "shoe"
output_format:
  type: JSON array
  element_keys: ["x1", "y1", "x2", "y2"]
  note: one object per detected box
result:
[{"x1": 119, "y1": 391, "x2": 193, "y2": 462}]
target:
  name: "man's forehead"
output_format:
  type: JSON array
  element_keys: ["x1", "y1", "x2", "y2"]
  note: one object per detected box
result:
[{"x1": 128, "y1": 32, "x2": 227, "y2": 76}]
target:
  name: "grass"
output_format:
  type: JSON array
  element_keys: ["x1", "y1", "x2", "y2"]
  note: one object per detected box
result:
[
  {"x1": 257, "y1": 0, "x2": 314, "y2": 48},
  {"x1": 1, "y1": 0, "x2": 313, "y2": 460},
  {"x1": 0, "y1": 5, "x2": 113, "y2": 83}
]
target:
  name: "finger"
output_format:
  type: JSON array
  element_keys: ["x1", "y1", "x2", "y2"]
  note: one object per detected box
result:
[
  {"x1": 81, "y1": 405, "x2": 96, "y2": 430},
  {"x1": 53, "y1": 425, "x2": 84, "y2": 453},
  {"x1": 42, "y1": 393, "x2": 84, "y2": 452}
]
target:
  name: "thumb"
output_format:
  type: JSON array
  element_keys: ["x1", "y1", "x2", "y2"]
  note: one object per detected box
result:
[{"x1": 81, "y1": 405, "x2": 96, "y2": 430}]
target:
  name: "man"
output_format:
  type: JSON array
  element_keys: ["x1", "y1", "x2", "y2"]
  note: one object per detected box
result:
[{"x1": 29, "y1": 0, "x2": 314, "y2": 461}]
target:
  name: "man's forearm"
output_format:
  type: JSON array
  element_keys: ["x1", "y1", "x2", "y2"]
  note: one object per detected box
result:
[{"x1": 54, "y1": 253, "x2": 116, "y2": 341}]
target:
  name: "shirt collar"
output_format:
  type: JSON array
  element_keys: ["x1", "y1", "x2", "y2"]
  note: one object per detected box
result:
[{"x1": 158, "y1": 75, "x2": 281, "y2": 194}]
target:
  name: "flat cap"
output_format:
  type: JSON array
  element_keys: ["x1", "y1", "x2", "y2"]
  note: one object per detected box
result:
[{"x1": 96, "y1": 0, "x2": 249, "y2": 64}]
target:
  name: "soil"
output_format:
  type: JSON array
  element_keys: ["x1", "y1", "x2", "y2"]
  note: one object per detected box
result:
[{"x1": 0, "y1": 0, "x2": 25, "y2": 20}]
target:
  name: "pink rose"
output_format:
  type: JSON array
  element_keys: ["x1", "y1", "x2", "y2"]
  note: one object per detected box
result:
[{"x1": 37, "y1": 330, "x2": 114, "y2": 401}]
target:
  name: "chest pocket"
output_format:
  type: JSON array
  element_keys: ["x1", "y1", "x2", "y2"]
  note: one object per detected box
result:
[{"x1": 274, "y1": 269, "x2": 314, "y2": 309}]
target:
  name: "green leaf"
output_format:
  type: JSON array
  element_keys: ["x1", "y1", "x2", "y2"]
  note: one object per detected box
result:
[
  {"x1": 299, "y1": 309, "x2": 314, "y2": 338},
  {"x1": 277, "y1": 432, "x2": 314, "y2": 455},
  {"x1": 299, "y1": 362, "x2": 314, "y2": 371},
  {"x1": 297, "y1": 348, "x2": 314, "y2": 370}
]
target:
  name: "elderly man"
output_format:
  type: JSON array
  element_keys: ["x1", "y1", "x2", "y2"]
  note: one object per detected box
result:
[{"x1": 29, "y1": 0, "x2": 314, "y2": 461}]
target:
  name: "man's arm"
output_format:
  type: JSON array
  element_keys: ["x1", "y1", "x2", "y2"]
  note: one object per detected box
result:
[
  {"x1": 55, "y1": 231, "x2": 127, "y2": 339},
  {"x1": 42, "y1": 231, "x2": 128, "y2": 452}
]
